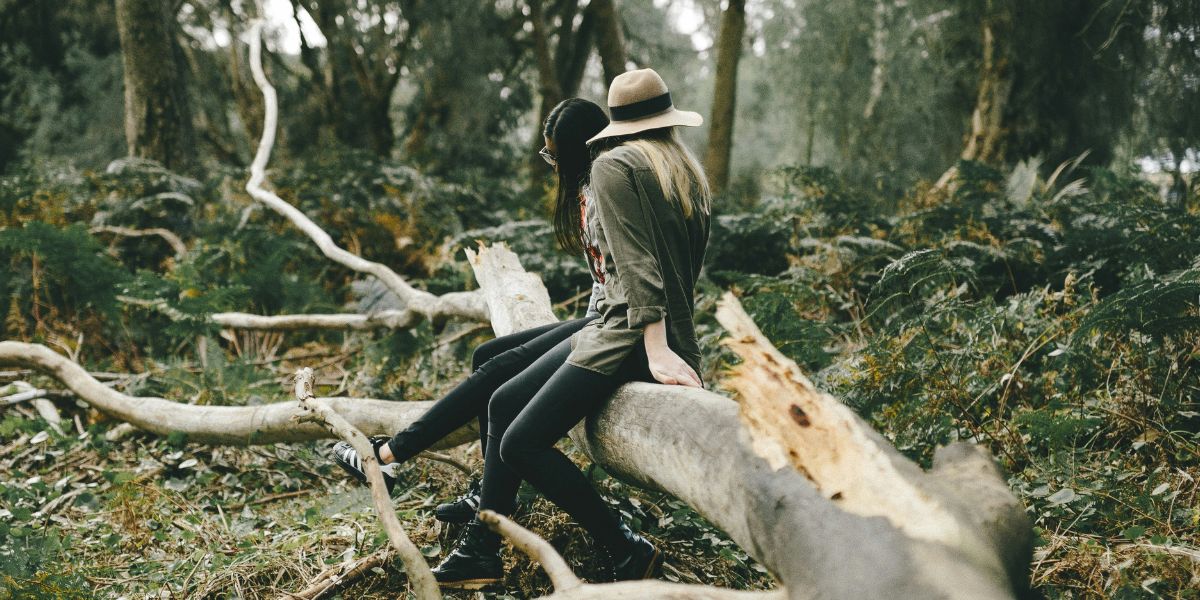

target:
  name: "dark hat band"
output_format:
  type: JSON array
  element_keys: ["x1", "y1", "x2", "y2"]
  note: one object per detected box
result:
[{"x1": 610, "y1": 91, "x2": 673, "y2": 122}]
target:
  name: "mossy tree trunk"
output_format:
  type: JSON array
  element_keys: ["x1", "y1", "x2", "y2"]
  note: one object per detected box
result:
[
  {"x1": 115, "y1": 0, "x2": 196, "y2": 172},
  {"x1": 703, "y1": 0, "x2": 746, "y2": 194}
]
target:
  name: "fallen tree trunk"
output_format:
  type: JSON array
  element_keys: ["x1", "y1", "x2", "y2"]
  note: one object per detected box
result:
[
  {"x1": 457, "y1": 236, "x2": 1033, "y2": 598},
  {"x1": 568, "y1": 378, "x2": 1029, "y2": 600}
]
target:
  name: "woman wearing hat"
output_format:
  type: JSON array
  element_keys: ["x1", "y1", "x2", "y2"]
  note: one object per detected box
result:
[
  {"x1": 329, "y1": 98, "x2": 612, "y2": 523},
  {"x1": 432, "y1": 68, "x2": 711, "y2": 589}
]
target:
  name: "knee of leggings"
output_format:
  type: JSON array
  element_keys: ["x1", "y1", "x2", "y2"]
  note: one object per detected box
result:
[
  {"x1": 486, "y1": 385, "x2": 521, "y2": 436},
  {"x1": 497, "y1": 429, "x2": 535, "y2": 471},
  {"x1": 471, "y1": 341, "x2": 500, "y2": 371}
]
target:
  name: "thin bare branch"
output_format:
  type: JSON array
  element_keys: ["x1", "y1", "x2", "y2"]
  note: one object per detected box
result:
[
  {"x1": 478, "y1": 510, "x2": 582, "y2": 591},
  {"x1": 120, "y1": 294, "x2": 419, "y2": 331},
  {"x1": 90, "y1": 224, "x2": 188, "y2": 256},
  {"x1": 292, "y1": 367, "x2": 441, "y2": 600},
  {"x1": 245, "y1": 21, "x2": 487, "y2": 326},
  {"x1": 0, "y1": 340, "x2": 476, "y2": 447}
]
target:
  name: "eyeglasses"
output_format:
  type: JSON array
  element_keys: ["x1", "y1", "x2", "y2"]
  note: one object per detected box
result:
[{"x1": 538, "y1": 146, "x2": 557, "y2": 168}]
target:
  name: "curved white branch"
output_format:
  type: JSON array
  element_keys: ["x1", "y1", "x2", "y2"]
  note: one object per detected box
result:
[
  {"x1": 0, "y1": 340, "x2": 475, "y2": 447},
  {"x1": 293, "y1": 368, "x2": 441, "y2": 600},
  {"x1": 478, "y1": 510, "x2": 581, "y2": 591},
  {"x1": 90, "y1": 225, "x2": 188, "y2": 256},
  {"x1": 119, "y1": 295, "x2": 417, "y2": 331},
  {"x1": 244, "y1": 21, "x2": 487, "y2": 325}
]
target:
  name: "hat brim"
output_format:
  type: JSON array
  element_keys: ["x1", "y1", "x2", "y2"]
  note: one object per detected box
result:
[{"x1": 587, "y1": 108, "x2": 703, "y2": 145}]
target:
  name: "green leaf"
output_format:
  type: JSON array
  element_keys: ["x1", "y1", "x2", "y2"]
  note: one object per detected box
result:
[{"x1": 1121, "y1": 525, "x2": 1146, "y2": 540}]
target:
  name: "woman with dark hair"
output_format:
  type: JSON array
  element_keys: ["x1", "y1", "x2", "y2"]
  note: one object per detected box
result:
[
  {"x1": 431, "y1": 68, "x2": 711, "y2": 590},
  {"x1": 330, "y1": 98, "x2": 611, "y2": 523}
]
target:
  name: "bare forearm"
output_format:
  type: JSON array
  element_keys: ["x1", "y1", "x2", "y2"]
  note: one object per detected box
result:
[{"x1": 644, "y1": 318, "x2": 670, "y2": 356}]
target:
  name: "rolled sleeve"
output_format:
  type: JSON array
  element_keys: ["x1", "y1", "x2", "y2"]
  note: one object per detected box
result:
[{"x1": 590, "y1": 157, "x2": 668, "y2": 328}]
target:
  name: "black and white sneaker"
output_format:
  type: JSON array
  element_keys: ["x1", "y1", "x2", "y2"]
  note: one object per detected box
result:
[
  {"x1": 332, "y1": 436, "x2": 398, "y2": 494},
  {"x1": 435, "y1": 478, "x2": 482, "y2": 524}
]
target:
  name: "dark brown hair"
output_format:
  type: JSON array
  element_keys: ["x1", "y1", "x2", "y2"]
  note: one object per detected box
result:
[{"x1": 544, "y1": 98, "x2": 609, "y2": 254}]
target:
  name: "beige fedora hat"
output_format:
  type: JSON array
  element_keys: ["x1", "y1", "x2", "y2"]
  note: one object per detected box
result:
[{"x1": 587, "y1": 68, "x2": 703, "y2": 144}]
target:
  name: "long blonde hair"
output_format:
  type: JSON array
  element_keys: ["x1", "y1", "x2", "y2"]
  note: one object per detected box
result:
[{"x1": 619, "y1": 127, "x2": 711, "y2": 218}]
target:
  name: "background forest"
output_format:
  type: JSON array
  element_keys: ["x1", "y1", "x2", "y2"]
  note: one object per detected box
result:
[{"x1": 1, "y1": 0, "x2": 1198, "y2": 598}]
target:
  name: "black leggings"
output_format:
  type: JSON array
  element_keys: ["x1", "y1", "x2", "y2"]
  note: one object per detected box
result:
[
  {"x1": 480, "y1": 335, "x2": 655, "y2": 552},
  {"x1": 385, "y1": 316, "x2": 595, "y2": 464}
]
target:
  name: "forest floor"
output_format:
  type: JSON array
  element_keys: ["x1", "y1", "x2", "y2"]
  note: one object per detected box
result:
[{"x1": 0, "y1": 357, "x2": 776, "y2": 599}]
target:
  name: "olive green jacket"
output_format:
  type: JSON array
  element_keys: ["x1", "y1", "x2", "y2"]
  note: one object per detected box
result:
[{"x1": 566, "y1": 144, "x2": 710, "y2": 377}]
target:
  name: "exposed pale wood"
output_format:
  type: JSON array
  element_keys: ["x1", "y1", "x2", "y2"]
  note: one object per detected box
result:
[
  {"x1": 717, "y1": 291, "x2": 966, "y2": 542},
  {"x1": 464, "y1": 243, "x2": 557, "y2": 337},
  {"x1": 716, "y1": 291, "x2": 1030, "y2": 592},
  {"x1": 292, "y1": 368, "x2": 440, "y2": 600}
]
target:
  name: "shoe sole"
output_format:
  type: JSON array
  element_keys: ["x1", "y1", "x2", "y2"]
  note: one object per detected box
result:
[
  {"x1": 641, "y1": 547, "x2": 663, "y2": 579},
  {"x1": 334, "y1": 455, "x2": 399, "y2": 495},
  {"x1": 436, "y1": 577, "x2": 502, "y2": 590},
  {"x1": 334, "y1": 456, "x2": 369, "y2": 486}
]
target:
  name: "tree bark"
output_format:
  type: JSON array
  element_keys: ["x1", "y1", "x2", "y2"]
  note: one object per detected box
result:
[
  {"x1": 961, "y1": 10, "x2": 1012, "y2": 165},
  {"x1": 933, "y1": 1, "x2": 1013, "y2": 191},
  {"x1": 588, "y1": 0, "x2": 628, "y2": 85},
  {"x1": 115, "y1": 0, "x2": 196, "y2": 172},
  {"x1": 527, "y1": 0, "x2": 566, "y2": 188},
  {"x1": 703, "y1": 0, "x2": 746, "y2": 194}
]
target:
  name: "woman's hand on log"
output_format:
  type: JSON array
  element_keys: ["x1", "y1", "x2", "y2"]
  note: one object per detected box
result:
[{"x1": 645, "y1": 320, "x2": 703, "y2": 388}]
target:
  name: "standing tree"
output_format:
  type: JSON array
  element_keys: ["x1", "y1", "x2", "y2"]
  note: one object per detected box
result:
[
  {"x1": 526, "y1": 0, "x2": 629, "y2": 186},
  {"x1": 293, "y1": 0, "x2": 422, "y2": 156},
  {"x1": 115, "y1": 0, "x2": 196, "y2": 172},
  {"x1": 590, "y1": 0, "x2": 629, "y2": 85},
  {"x1": 704, "y1": 0, "x2": 747, "y2": 193}
]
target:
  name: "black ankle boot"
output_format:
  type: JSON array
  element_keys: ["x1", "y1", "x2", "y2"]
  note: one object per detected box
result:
[
  {"x1": 431, "y1": 519, "x2": 503, "y2": 589},
  {"x1": 611, "y1": 521, "x2": 662, "y2": 581}
]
